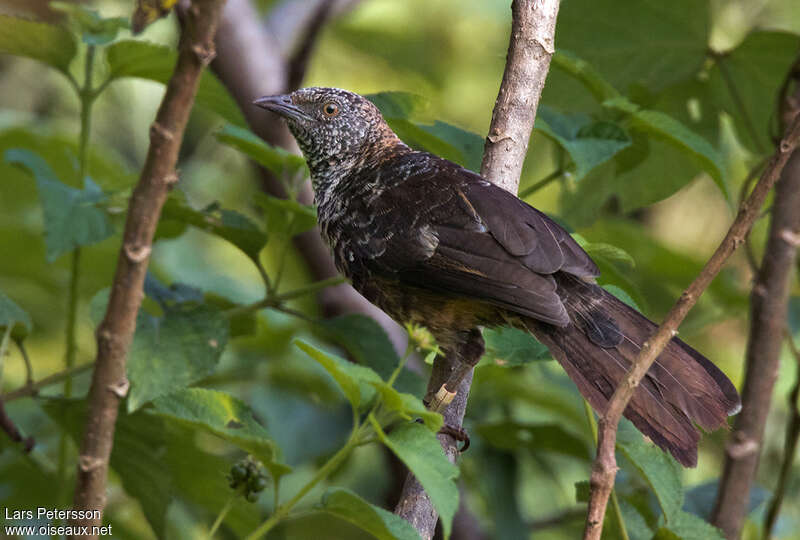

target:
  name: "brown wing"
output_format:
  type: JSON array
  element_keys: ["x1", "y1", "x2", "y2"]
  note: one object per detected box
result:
[{"x1": 353, "y1": 153, "x2": 598, "y2": 327}]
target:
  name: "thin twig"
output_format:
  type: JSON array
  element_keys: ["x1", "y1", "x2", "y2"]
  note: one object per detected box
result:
[
  {"x1": 393, "y1": 1, "x2": 561, "y2": 537},
  {"x1": 286, "y1": 0, "x2": 335, "y2": 91},
  {"x1": 70, "y1": 0, "x2": 227, "y2": 532},
  {"x1": 14, "y1": 339, "x2": 33, "y2": 388},
  {"x1": 711, "y1": 67, "x2": 800, "y2": 540},
  {"x1": 584, "y1": 107, "x2": 800, "y2": 540},
  {"x1": 0, "y1": 398, "x2": 34, "y2": 452},
  {"x1": 1, "y1": 363, "x2": 95, "y2": 403},
  {"x1": 761, "y1": 332, "x2": 800, "y2": 540}
]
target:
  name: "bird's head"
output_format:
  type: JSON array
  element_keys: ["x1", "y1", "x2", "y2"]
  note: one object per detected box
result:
[{"x1": 254, "y1": 87, "x2": 403, "y2": 178}]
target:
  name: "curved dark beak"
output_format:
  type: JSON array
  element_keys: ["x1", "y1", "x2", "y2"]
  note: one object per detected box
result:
[{"x1": 253, "y1": 94, "x2": 307, "y2": 121}]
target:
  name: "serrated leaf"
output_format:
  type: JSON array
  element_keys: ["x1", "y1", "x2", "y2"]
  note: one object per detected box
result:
[
  {"x1": 0, "y1": 290, "x2": 32, "y2": 337},
  {"x1": 477, "y1": 420, "x2": 590, "y2": 461},
  {"x1": 150, "y1": 388, "x2": 290, "y2": 478},
  {"x1": 537, "y1": 106, "x2": 631, "y2": 180},
  {"x1": 159, "y1": 193, "x2": 267, "y2": 262},
  {"x1": 654, "y1": 510, "x2": 725, "y2": 540},
  {"x1": 254, "y1": 192, "x2": 317, "y2": 237},
  {"x1": 573, "y1": 234, "x2": 636, "y2": 269},
  {"x1": 370, "y1": 382, "x2": 442, "y2": 432},
  {"x1": 557, "y1": 0, "x2": 709, "y2": 92},
  {"x1": 294, "y1": 340, "x2": 383, "y2": 410},
  {"x1": 317, "y1": 315, "x2": 425, "y2": 396},
  {"x1": 604, "y1": 98, "x2": 729, "y2": 200},
  {"x1": 6, "y1": 149, "x2": 114, "y2": 262},
  {"x1": 0, "y1": 15, "x2": 77, "y2": 75},
  {"x1": 126, "y1": 299, "x2": 229, "y2": 412},
  {"x1": 482, "y1": 326, "x2": 551, "y2": 366},
  {"x1": 105, "y1": 40, "x2": 246, "y2": 126},
  {"x1": 616, "y1": 419, "x2": 684, "y2": 521},
  {"x1": 374, "y1": 421, "x2": 459, "y2": 539},
  {"x1": 708, "y1": 32, "x2": 800, "y2": 154},
  {"x1": 50, "y1": 2, "x2": 129, "y2": 46},
  {"x1": 215, "y1": 124, "x2": 307, "y2": 178},
  {"x1": 320, "y1": 488, "x2": 422, "y2": 540}
]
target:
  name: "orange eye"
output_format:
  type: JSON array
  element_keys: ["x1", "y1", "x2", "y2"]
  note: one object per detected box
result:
[{"x1": 322, "y1": 102, "x2": 339, "y2": 117}]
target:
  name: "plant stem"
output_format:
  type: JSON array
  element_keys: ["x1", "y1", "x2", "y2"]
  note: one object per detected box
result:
[
  {"x1": 519, "y1": 168, "x2": 563, "y2": 199},
  {"x1": 245, "y1": 428, "x2": 360, "y2": 540},
  {"x1": 0, "y1": 325, "x2": 12, "y2": 386},
  {"x1": 2, "y1": 362, "x2": 95, "y2": 402},
  {"x1": 14, "y1": 339, "x2": 33, "y2": 387},
  {"x1": 207, "y1": 495, "x2": 235, "y2": 539},
  {"x1": 583, "y1": 400, "x2": 629, "y2": 540},
  {"x1": 224, "y1": 276, "x2": 346, "y2": 319}
]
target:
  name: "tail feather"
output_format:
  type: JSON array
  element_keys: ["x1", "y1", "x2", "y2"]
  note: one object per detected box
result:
[{"x1": 526, "y1": 275, "x2": 740, "y2": 467}]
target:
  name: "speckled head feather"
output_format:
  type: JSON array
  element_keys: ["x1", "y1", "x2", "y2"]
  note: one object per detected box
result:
[{"x1": 254, "y1": 87, "x2": 406, "y2": 190}]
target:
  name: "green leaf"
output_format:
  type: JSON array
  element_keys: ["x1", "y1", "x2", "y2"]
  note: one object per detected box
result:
[
  {"x1": 374, "y1": 422, "x2": 459, "y2": 539},
  {"x1": 0, "y1": 290, "x2": 32, "y2": 338},
  {"x1": 789, "y1": 296, "x2": 800, "y2": 337},
  {"x1": 603, "y1": 285, "x2": 641, "y2": 311},
  {"x1": 124, "y1": 290, "x2": 229, "y2": 412},
  {"x1": 477, "y1": 420, "x2": 590, "y2": 461},
  {"x1": 150, "y1": 388, "x2": 290, "y2": 478},
  {"x1": 654, "y1": 511, "x2": 725, "y2": 540},
  {"x1": 682, "y1": 481, "x2": 768, "y2": 521},
  {"x1": 215, "y1": 124, "x2": 307, "y2": 178},
  {"x1": 573, "y1": 233, "x2": 636, "y2": 269},
  {"x1": 616, "y1": 419, "x2": 684, "y2": 521},
  {"x1": 575, "y1": 480, "x2": 590, "y2": 503},
  {"x1": 604, "y1": 98, "x2": 729, "y2": 200},
  {"x1": 536, "y1": 106, "x2": 631, "y2": 180},
  {"x1": 557, "y1": 0, "x2": 709, "y2": 92},
  {"x1": 317, "y1": 314, "x2": 425, "y2": 396},
  {"x1": 159, "y1": 194, "x2": 268, "y2": 262},
  {"x1": 367, "y1": 92, "x2": 483, "y2": 171},
  {"x1": 105, "y1": 40, "x2": 246, "y2": 126},
  {"x1": 319, "y1": 488, "x2": 422, "y2": 540},
  {"x1": 6, "y1": 148, "x2": 114, "y2": 262},
  {"x1": 550, "y1": 50, "x2": 621, "y2": 103},
  {"x1": 254, "y1": 193, "x2": 317, "y2": 237},
  {"x1": 50, "y1": 2, "x2": 129, "y2": 46},
  {"x1": 370, "y1": 382, "x2": 442, "y2": 432},
  {"x1": 0, "y1": 15, "x2": 77, "y2": 75},
  {"x1": 708, "y1": 32, "x2": 800, "y2": 154},
  {"x1": 482, "y1": 326, "x2": 551, "y2": 366},
  {"x1": 294, "y1": 340, "x2": 383, "y2": 410},
  {"x1": 367, "y1": 92, "x2": 431, "y2": 121}
]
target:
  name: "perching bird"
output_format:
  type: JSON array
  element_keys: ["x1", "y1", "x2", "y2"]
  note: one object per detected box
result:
[{"x1": 254, "y1": 87, "x2": 741, "y2": 467}]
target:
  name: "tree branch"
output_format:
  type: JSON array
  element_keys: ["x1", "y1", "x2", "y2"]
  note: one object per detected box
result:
[
  {"x1": 393, "y1": 1, "x2": 561, "y2": 537},
  {"x1": 583, "y1": 97, "x2": 800, "y2": 540},
  {"x1": 69, "y1": 0, "x2": 226, "y2": 533},
  {"x1": 711, "y1": 71, "x2": 800, "y2": 540}
]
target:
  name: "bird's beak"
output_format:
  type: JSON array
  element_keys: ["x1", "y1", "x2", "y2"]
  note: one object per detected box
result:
[{"x1": 253, "y1": 94, "x2": 308, "y2": 121}]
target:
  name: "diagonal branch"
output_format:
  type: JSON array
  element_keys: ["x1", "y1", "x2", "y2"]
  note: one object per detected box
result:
[
  {"x1": 394, "y1": 1, "x2": 561, "y2": 537},
  {"x1": 69, "y1": 0, "x2": 226, "y2": 533},
  {"x1": 711, "y1": 68, "x2": 800, "y2": 540},
  {"x1": 582, "y1": 97, "x2": 800, "y2": 540}
]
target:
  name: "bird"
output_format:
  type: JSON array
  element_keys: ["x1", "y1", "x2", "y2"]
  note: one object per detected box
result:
[{"x1": 254, "y1": 87, "x2": 741, "y2": 467}]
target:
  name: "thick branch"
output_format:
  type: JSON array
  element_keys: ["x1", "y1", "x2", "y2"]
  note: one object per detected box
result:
[
  {"x1": 583, "y1": 108, "x2": 800, "y2": 540},
  {"x1": 69, "y1": 0, "x2": 225, "y2": 534},
  {"x1": 711, "y1": 80, "x2": 800, "y2": 539},
  {"x1": 394, "y1": 1, "x2": 561, "y2": 537}
]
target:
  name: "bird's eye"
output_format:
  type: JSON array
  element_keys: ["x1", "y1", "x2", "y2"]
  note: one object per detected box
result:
[{"x1": 322, "y1": 102, "x2": 339, "y2": 117}]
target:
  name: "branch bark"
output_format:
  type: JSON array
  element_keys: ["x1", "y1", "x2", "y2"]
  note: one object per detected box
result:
[
  {"x1": 711, "y1": 73, "x2": 800, "y2": 539},
  {"x1": 394, "y1": 1, "x2": 560, "y2": 537},
  {"x1": 582, "y1": 102, "x2": 800, "y2": 540},
  {"x1": 69, "y1": 0, "x2": 226, "y2": 534}
]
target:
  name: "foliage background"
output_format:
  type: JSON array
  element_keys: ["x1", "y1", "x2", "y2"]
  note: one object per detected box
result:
[{"x1": 0, "y1": 0, "x2": 799, "y2": 538}]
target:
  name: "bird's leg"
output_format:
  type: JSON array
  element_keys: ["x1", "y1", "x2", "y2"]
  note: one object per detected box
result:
[{"x1": 424, "y1": 328, "x2": 484, "y2": 413}]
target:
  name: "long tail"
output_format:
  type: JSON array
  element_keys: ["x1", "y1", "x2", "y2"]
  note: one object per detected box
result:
[{"x1": 525, "y1": 275, "x2": 741, "y2": 467}]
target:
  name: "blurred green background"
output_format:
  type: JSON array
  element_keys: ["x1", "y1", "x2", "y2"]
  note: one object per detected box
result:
[{"x1": 0, "y1": 0, "x2": 799, "y2": 538}]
